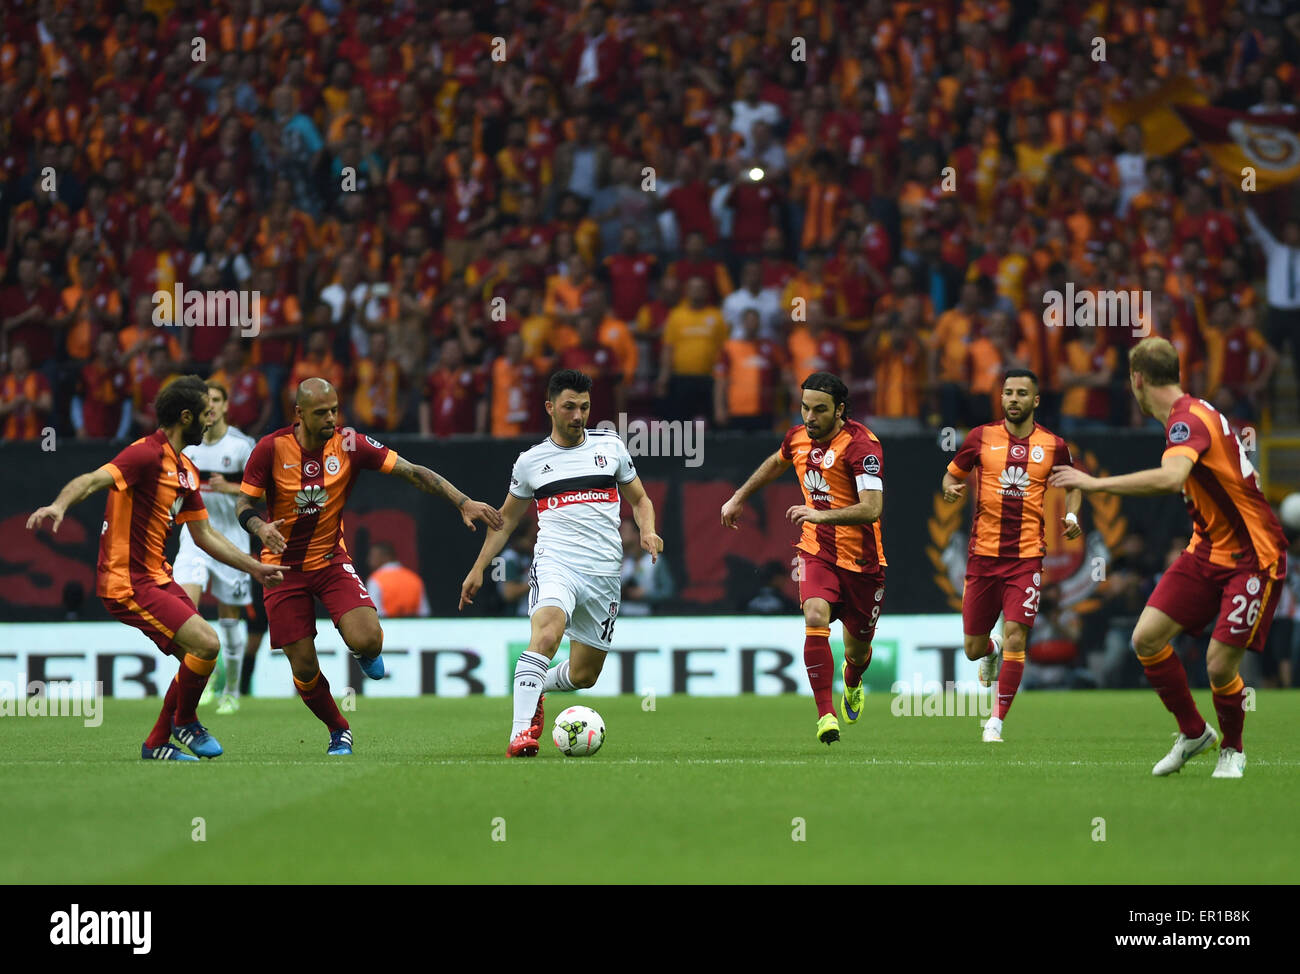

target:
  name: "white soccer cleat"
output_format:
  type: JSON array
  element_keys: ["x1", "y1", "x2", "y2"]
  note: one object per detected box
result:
[
  {"x1": 979, "y1": 632, "x2": 1002, "y2": 688},
  {"x1": 1211, "y1": 748, "x2": 1245, "y2": 779},
  {"x1": 216, "y1": 694, "x2": 240, "y2": 715},
  {"x1": 982, "y1": 717, "x2": 1003, "y2": 742},
  {"x1": 1152, "y1": 724, "x2": 1218, "y2": 776}
]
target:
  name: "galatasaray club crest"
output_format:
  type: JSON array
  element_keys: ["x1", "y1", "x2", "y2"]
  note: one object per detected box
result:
[{"x1": 927, "y1": 445, "x2": 1128, "y2": 615}]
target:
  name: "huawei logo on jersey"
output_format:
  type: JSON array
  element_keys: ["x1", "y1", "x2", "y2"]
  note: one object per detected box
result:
[
  {"x1": 802, "y1": 469, "x2": 831, "y2": 500},
  {"x1": 998, "y1": 466, "x2": 1031, "y2": 495},
  {"x1": 295, "y1": 484, "x2": 328, "y2": 513},
  {"x1": 543, "y1": 487, "x2": 617, "y2": 509}
]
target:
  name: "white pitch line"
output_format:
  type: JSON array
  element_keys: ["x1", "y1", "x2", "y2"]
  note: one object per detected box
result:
[{"x1": 3, "y1": 757, "x2": 1300, "y2": 768}]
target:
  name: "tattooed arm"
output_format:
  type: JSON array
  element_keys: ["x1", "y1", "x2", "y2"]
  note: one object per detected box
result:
[{"x1": 389, "y1": 456, "x2": 505, "y2": 532}]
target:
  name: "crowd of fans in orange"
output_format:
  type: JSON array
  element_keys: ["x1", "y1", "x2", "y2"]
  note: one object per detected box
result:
[{"x1": 2, "y1": 0, "x2": 1299, "y2": 444}]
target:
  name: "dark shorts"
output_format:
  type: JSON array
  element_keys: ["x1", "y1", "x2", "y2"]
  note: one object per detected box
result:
[
  {"x1": 1148, "y1": 550, "x2": 1286, "y2": 653},
  {"x1": 102, "y1": 580, "x2": 198, "y2": 654},
  {"x1": 796, "y1": 552, "x2": 885, "y2": 643},
  {"x1": 962, "y1": 554, "x2": 1043, "y2": 636},
  {"x1": 263, "y1": 558, "x2": 376, "y2": 648}
]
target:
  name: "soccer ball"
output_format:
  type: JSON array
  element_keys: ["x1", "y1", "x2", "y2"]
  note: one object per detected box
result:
[
  {"x1": 552, "y1": 706, "x2": 605, "y2": 757},
  {"x1": 1280, "y1": 492, "x2": 1300, "y2": 533}
]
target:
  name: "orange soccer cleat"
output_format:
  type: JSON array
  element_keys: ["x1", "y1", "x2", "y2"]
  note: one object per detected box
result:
[
  {"x1": 507, "y1": 730, "x2": 540, "y2": 758},
  {"x1": 528, "y1": 694, "x2": 546, "y2": 741}
]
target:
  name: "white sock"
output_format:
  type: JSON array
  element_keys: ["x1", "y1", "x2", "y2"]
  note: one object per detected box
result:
[
  {"x1": 543, "y1": 659, "x2": 576, "y2": 692},
  {"x1": 511, "y1": 651, "x2": 550, "y2": 739},
  {"x1": 218, "y1": 618, "x2": 247, "y2": 699},
  {"x1": 985, "y1": 716, "x2": 1003, "y2": 732}
]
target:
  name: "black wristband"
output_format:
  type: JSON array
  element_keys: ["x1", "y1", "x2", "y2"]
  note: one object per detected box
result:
[{"x1": 238, "y1": 507, "x2": 263, "y2": 533}]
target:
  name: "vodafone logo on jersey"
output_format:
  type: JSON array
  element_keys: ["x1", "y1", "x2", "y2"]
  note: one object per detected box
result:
[{"x1": 543, "y1": 488, "x2": 618, "y2": 509}]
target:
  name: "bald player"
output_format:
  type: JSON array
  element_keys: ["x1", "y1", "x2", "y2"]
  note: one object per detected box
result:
[
  {"x1": 236, "y1": 378, "x2": 503, "y2": 755},
  {"x1": 1051, "y1": 338, "x2": 1287, "y2": 778},
  {"x1": 27, "y1": 376, "x2": 283, "y2": 760}
]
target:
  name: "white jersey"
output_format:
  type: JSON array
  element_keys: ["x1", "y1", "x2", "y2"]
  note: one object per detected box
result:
[
  {"x1": 178, "y1": 426, "x2": 256, "y2": 554},
  {"x1": 508, "y1": 429, "x2": 637, "y2": 576}
]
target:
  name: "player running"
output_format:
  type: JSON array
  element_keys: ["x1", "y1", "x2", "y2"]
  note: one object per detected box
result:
[
  {"x1": 1050, "y1": 337, "x2": 1287, "y2": 778},
  {"x1": 237, "y1": 377, "x2": 502, "y2": 755},
  {"x1": 459, "y1": 370, "x2": 662, "y2": 757},
  {"x1": 26, "y1": 376, "x2": 283, "y2": 760},
  {"x1": 175, "y1": 381, "x2": 257, "y2": 715},
  {"x1": 941, "y1": 369, "x2": 1084, "y2": 742},
  {"x1": 720, "y1": 372, "x2": 884, "y2": 745}
]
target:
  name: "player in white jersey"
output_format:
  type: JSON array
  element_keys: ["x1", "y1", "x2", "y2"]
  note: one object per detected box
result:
[
  {"x1": 175, "y1": 381, "x2": 256, "y2": 714},
  {"x1": 460, "y1": 369, "x2": 663, "y2": 757}
]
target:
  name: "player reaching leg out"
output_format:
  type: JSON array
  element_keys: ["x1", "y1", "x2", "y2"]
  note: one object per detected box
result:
[
  {"x1": 237, "y1": 378, "x2": 502, "y2": 755},
  {"x1": 175, "y1": 382, "x2": 257, "y2": 715},
  {"x1": 459, "y1": 370, "x2": 662, "y2": 757},
  {"x1": 940, "y1": 369, "x2": 1083, "y2": 742},
  {"x1": 1050, "y1": 338, "x2": 1287, "y2": 778},
  {"x1": 27, "y1": 377, "x2": 283, "y2": 760},
  {"x1": 721, "y1": 373, "x2": 885, "y2": 745}
]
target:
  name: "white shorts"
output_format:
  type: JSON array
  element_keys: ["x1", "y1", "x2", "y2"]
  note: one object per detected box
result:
[
  {"x1": 173, "y1": 551, "x2": 253, "y2": 606},
  {"x1": 528, "y1": 558, "x2": 621, "y2": 651}
]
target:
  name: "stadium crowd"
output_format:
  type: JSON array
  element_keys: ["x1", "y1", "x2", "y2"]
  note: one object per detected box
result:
[{"x1": 2, "y1": 0, "x2": 1300, "y2": 445}]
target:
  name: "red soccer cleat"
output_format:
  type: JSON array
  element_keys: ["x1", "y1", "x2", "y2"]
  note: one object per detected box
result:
[
  {"x1": 528, "y1": 694, "x2": 545, "y2": 741},
  {"x1": 507, "y1": 730, "x2": 539, "y2": 758}
]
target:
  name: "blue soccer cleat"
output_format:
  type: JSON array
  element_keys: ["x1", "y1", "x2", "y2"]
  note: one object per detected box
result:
[
  {"x1": 328, "y1": 729, "x2": 353, "y2": 756},
  {"x1": 172, "y1": 719, "x2": 223, "y2": 758},
  {"x1": 351, "y1": 650, "x2": 385, "y2": 680},
  {"x1": 141, "y1": 742, "x2": 199, "y2": 761}
]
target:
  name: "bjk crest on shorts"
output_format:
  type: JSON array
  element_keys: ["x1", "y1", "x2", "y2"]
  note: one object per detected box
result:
[{"x1": 1246, "y1": 576, "x2": 1261, "y2": 595}]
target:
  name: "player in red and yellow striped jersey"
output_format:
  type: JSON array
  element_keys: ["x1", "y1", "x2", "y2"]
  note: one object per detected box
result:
[
  {"x1": 235, "y1": 377, "x2": 502, "y2": 755},
  {"x1": 26, "y1": 377, "x2": 282, "y2": 761},
  {"x1": 943, "y1": 369, "x2": 1083, "y2": 742},
  {"x1": 722, "y1": 373, "x2": 885, "y2": 745},
  {"x1": 1051, "y1": 338, "x2": 1287, "y2": 779}
]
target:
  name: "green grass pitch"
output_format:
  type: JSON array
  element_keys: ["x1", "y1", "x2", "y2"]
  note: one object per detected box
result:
[{"x1": 3, "y1": 692, "x2": 1298, "y2": 884}]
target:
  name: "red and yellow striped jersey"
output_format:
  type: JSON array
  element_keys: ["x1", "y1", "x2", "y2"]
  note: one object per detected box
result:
[
  {"x1": 240, "y1": 425, "x2": 398, "y2": 572},
  {"x1": 97, "y1": 429, "x2": 209, "y2": 599},
  {"x1": 780, "y1": 419, "x2": 886, "y2": 573},
  {"x1": 947, "y1": 422, "x2": 1075, "y2": 560},
  {"x1": 1162, "y1": 395, "x2": 1286, "y2": 577}
]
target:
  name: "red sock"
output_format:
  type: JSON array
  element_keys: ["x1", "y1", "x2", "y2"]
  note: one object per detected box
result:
[
  {"x1": 145, "y1": 676, "x2": 180, "y2": 748},
  {"x1": 1212, "y1": 675, "x2": 1246, "y2": 752},
  {"x1": 844, "y1": 646, "x2": 873, "y2": 688},
  {"x1": 1141, "y1": 648, "x2": 1206, "y2": 738},
  {"x1": 295, "y1": 671, "x2": 349, "y2": 732},
  {"x1": 804, "y1": 627, "x2": 834, "y2": 717},
  {"x1": 174, "y1": 653, "x2": 215, "y2": 726},
  {"x1": 996, "y1": 652, "x2": 1025, "y2": 719}
]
